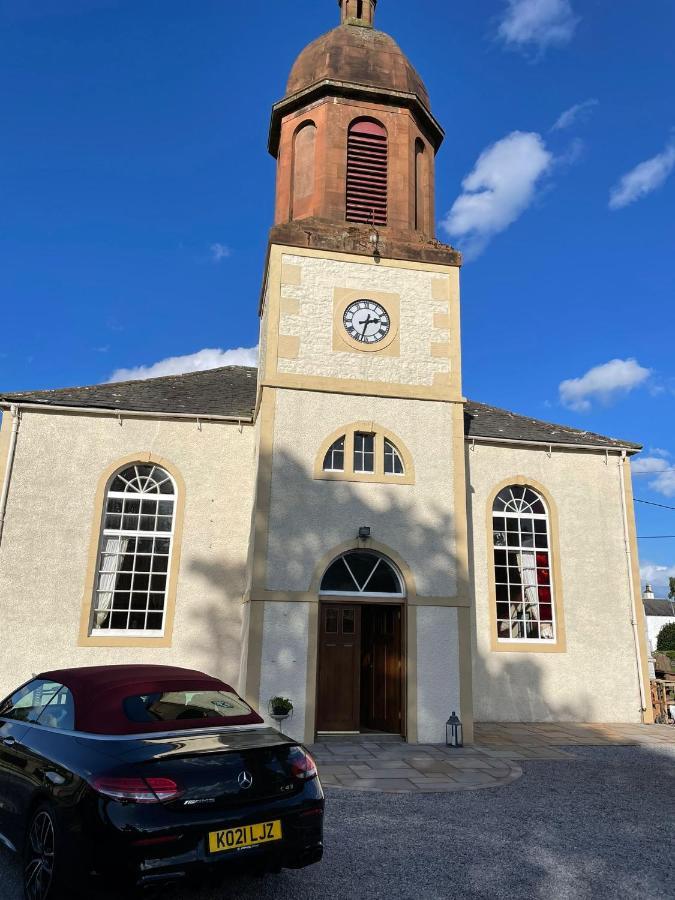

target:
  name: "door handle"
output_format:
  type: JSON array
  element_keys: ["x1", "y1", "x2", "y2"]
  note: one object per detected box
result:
[{"x1": 1, "y1": 737, "x2": 17, "y2": 747}]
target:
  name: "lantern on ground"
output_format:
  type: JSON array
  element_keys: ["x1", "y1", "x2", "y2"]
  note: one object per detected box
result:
[{"x1": 446, "y1": 712, "x2": 463, "y2": 748}]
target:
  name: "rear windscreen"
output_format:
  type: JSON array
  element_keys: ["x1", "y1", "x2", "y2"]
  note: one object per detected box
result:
[{"x1": 124, "y1": 690, "x2": 255, "y2": 724}]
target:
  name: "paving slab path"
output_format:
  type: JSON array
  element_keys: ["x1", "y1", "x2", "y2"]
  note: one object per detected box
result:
[{"x1": 310, "y1": 723, "x2": 675, "y2": 792}]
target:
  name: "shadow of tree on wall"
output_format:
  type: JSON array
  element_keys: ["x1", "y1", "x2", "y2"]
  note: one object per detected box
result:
[
  {"x1": 181, "y1": 440, "x2": 462, "y2": 735},
  {"x1": 183, "y1": 558, "x2": 247, "y2": 687}
]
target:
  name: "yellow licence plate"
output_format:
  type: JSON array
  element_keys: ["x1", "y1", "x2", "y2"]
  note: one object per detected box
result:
[{"x1": 208, "y1": 820, "x2": 282, "y2": 855}]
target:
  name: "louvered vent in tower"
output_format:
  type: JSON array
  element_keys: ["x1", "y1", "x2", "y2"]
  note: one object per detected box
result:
[{"x1": 346, "y1": 120, "x2": 388, "y2": 226}]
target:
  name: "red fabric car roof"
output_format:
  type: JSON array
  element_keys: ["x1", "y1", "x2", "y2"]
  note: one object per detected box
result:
[{"x1": 38, "y1": 665, "x2": 264, "y2": 735}]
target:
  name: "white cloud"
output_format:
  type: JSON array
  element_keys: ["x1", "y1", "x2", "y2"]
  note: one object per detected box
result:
[
  {"x1": 109, "y1": 346, "x2": 259, "y2": 383},
  {"x1": 609, "y1": 140, "x2": 675, "y2": 210},
  {"x1": 551, "y1": 98, "x2": 598, "y2": 132},
  {"x1": 210, "y1": 243, "x2": 232, "y2": 262},
  {"x1": 640, "y1": 563, "x2": 675, "y2": 597},
  {"x1": 559, "y1": 358, "x2": 651, "y2": 412},
  {"x1": 632, "y1": 450, "x2": 675, "y2": 497},
  {"x1": 632, "y1": 456, "x2": 670, "y2": 475},
  {"x1": 498, "y1": 0, "x2": 579, "y2": 52},
  {"x1": 649, "y1": 469, "x2": 675, "y2": 497},
  {"x1": 441, "y1": 131, "x2": 554, "y2": 258}
]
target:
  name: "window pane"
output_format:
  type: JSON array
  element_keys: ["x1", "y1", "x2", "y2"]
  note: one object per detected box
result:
[
  {"x1": 0, "y1": 681, "x2": 63, "y2": 723},
  {"x1": 366, "y1": 562, "x2": 400, "y2": 594},
  {"x1": 321, "y1": 558, "x2": 357, "y2": 592},
  {"x1": 37, "y1": 688, "x2": 75, "y2": 731},
  {"x1": 124, "y1": 689, "x2": 253, "y2": 725},
  {"x1": 384, "y1": 439, "x2": 404, "y2": 475},
  {"x1": 354, "y1": 433, "x2": 375, "y2": 473},
  {"x1": 323, "y1": 437, "x2": 346, "y2": 472},
  {"x1": 342, "y1": 609, "x2": 355, "y2": 634},
  {"x1": 325, "y1": 608, "x2": 339, "y2": 633}
]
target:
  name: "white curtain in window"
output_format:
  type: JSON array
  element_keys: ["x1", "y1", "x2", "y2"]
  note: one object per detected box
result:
[
  {"x1": 519, "y1": 551, "x2": 539, "y2": 621},
  {"x1": 95, "y1": 536, "x2": 129, "y2": 627}
]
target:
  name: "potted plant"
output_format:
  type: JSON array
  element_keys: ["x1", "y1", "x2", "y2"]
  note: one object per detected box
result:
[{"x1": 268, "y1": 696, "x2": 294, "y2": 723}]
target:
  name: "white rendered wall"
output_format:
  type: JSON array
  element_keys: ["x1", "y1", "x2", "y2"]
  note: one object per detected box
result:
[
  {"x1": 267, "y1": 389, "x2": 458, "y2": 599},
  {"x1": 0, "y1": 410, "x2": 256, "y2": 699},
  {"x1": 467, "y1": 443, "x2": 644, "y2": 723},
  {"x1": 258, "y1": 601, "x2": 310, "y2": 743},
  {"x1": 416, "y1": 606, "x2": 461, "y2": 744}
]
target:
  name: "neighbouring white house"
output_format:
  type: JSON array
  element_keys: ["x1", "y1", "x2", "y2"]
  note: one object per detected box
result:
[
  {"x1": 0, "y1": 1, "x2": 654, "y2": 744},
  {"x1": 642, "y1": 585, "x2": 675, "y2": 654}
]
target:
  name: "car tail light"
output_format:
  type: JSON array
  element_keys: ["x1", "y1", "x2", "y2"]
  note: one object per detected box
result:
[
  {"x1": 89, "y1": 776, "x2": 182, "y2": 804},
  {"x1": 288, "y1": 747, "x2": 318, "y2": 781}
]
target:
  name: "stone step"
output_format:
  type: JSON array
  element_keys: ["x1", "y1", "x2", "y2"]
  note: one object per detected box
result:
[{"x1": 315, "y1": 732, "x2": 405, "y2": 744}]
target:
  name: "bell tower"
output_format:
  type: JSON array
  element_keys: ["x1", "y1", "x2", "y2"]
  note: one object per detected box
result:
[
  {"x1": 340, "y1": 0, "x2": 377, "y2": 27},
  {"x1": 243, "y1": 1, "x2": 472, "y2": 749},
  {"x1": 269, "y1": 0, "x2": 451, "y2": 248}
]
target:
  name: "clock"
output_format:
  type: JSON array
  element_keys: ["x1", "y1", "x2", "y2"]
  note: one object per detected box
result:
[{"x1": 343, "y1": 300, "x2": 391, "y2": 345}]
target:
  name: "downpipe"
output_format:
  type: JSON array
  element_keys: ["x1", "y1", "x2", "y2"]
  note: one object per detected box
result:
[
  {"x1": 618, "y1": 450, "x2": 648, "y2": 720},
  {"x1": 0, "y1": 404, "x2": 21, "y2": 547}
]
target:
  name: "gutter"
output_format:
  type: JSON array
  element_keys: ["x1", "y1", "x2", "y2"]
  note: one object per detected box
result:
[
  {"x1": 0, "y1": 401, "x2": 254, "y2": 426},
  {"x1": 466, "y1": 434, "x2": 640, "y2": 455},
  {"x1": 619, "y1": 450, "x2": 648, "y2": 719},
  {"x1": 0, "y1": 404, "x2": 21, "y2": 547}
]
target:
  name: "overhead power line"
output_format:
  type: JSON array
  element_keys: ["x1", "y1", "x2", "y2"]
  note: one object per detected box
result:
[
  {"x1": 637, "y1": 536, "x2": 675, "y2": 540},
  {"x1": 635, "y1": 498, "x2": 675, "y2": 512}
]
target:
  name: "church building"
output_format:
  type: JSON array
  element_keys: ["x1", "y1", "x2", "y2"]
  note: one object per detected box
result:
[{"x1": 0, "y1": 1, "x2": 653, "y2": 743}]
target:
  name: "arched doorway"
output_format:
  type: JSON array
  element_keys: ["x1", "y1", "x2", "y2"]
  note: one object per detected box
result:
[{"x1": 316, "y1": 551, "x2": 405, "y2": 736}]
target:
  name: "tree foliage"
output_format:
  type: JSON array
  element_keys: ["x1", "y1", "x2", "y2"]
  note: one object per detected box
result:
[
  {"x1": 669, "y1": 577, "x2": 675, "y2": 601},
  {"x1": 656, "y1": 621, "x2": 675, "y2": 652}
]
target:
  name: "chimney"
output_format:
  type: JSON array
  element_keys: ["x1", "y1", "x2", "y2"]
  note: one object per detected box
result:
[{"x1": 339, "y1": 0, "x2": 377, "y2": 27}]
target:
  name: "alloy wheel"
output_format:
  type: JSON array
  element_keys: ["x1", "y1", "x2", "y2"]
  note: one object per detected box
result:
[{"x1": 24, "y1": 811, "x2": 55, "y2": 900}]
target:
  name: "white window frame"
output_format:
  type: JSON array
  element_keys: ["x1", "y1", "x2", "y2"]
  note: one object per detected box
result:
[
  {"x1": 91, "y1": 465, "x2": 177, "y2": 638},
  {"x1": 319, "y1": 551, "x2": 405, "y2": 599},
  {"x1": 384, "y1": 439, "x2": 405, "y2": 476},
  {"x1": 492, "y1": 486, "x2": 556, "y2": 645},
  {"x1": 323, "y1": 436, "x2": 346, "y2": 472},
  {"x1": 353, "y1": 432, "x2": 375, "y2": 473}
]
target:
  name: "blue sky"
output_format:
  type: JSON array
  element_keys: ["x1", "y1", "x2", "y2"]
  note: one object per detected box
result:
[{"x1": 1, "y1": 0, "x2": 674, "y2": 589}]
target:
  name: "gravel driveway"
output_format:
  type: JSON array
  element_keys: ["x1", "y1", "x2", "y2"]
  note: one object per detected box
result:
[{"x1": 1, "y1": 746, "x2": 673, "y2": 899}]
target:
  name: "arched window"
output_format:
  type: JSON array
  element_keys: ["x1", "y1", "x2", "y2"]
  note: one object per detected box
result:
[
  {"x1": 91, "y1": 464, "x2": 176, "y2": 636},
  {"x1": 315, "y1": 425, "x2": 413, "y2": 484},
  {"x1": 320, "y1": 551, "x2": 404, "y2": 597},
  {"x1": 492, "y1": 486, "x2": 555, "y2": 643},
  {"x1": 290, "y1": 120, "x2": 317, "y2": 220},
  {"x1": 346, "y1": 119, "x2": 388, "y2": 226}
]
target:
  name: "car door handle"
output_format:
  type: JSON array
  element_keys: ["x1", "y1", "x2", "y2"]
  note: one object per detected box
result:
[{"x1": 1, "y1": 737, "x2": 17, "y2": 747}]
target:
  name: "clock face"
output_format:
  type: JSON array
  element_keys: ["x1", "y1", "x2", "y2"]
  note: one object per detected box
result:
[{"x1": 343, "y1": 300, "x2": 391, "y2": 345}]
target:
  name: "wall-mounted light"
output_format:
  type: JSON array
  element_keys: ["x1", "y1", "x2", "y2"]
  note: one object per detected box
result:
[{"x1": 358, "y1": 526, "x2": 371, "y2": 541}]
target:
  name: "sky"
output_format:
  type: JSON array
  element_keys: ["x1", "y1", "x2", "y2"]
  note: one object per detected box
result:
[{"x1": 1, "y1": 0, "x2": 674, "y2": 590}]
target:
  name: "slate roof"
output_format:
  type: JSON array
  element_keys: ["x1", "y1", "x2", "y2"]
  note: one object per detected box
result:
[
  {"x1": 0, "y1": 367, "x2": 641, "y2": 451},
  {"x1": 464, "y1": 400, "x2": 641, "y2": 451},
  {"x1": 643, "y1": 598, "x2": 675, "y2": 618},
  {"x1": 0, "y1": 367, "x2": 258, "y2": 420}
]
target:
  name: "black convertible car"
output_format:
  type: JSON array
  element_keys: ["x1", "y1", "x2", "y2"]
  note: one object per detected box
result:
[{"x1": 0, "y1": 665, "x2": 324, "y2": 899}]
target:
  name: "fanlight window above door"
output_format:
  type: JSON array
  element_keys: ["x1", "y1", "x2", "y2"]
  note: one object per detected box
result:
[{"x1": 320, "y1": 551, "x2": 404, "y2": 597}]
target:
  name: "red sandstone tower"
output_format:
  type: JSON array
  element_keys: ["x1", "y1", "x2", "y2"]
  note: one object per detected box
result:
[{"x1": 268, "y1": 0, "x2": 459, "y2": 265}]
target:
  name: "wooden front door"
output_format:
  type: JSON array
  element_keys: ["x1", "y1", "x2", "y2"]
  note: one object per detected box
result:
[
  {"x1": 316, "y1": 603, "x2": 404, "y2": 735},
  {"x1": 361, "y1": 605, "x2": 403, "y2": 734},
  {"x1": 316, "y1": 605, "x2": 361, "y2": 732}
]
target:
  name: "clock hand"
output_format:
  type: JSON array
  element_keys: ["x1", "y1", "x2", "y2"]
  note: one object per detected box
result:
[{"x1": 359, "y1": 315, "x2": 381, "y2": 341}]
